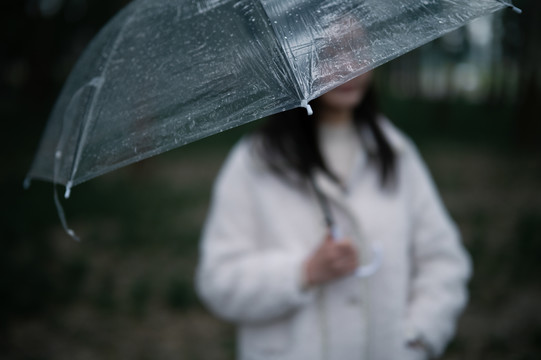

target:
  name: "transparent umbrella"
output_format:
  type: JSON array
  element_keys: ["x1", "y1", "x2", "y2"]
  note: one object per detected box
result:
[{"x1": 26, "y1": 0, "x2": 519, "y2": 196}]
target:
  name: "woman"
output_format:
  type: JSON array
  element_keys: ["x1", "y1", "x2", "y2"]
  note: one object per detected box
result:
[{"x1": 195, "y1": 72, "x2": 471, "y2": 360}]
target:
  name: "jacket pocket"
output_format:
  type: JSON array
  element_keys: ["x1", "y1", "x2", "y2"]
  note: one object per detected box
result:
[
  {"x1": 242, "y1": 315, "x2": 293, "y2": 356},
  {"x1": 400, "y1": 319, "x2": 429, "y2": 360}
]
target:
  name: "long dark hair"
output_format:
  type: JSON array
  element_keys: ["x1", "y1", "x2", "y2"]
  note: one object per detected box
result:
[{"x1": 253, "y1": 85, "x2": 396, "y2": 189}]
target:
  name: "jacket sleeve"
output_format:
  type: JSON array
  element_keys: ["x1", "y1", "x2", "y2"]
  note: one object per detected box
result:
[
  {"x1": 403, "y1": 142, "x2": 472, "y2": 358},
  {"x1": 195, "y1": 140, "x2": 314, "y2": 324}
]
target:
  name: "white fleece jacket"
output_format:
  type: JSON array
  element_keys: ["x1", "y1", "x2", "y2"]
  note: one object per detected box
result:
[{"x1": 196, "y1": 117, "x2": 471, "y2": 360}]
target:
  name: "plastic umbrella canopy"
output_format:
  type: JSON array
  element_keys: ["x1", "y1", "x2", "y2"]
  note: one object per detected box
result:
[{"x1": 26, "y1": 0, "x2": 516, "y2": 196}]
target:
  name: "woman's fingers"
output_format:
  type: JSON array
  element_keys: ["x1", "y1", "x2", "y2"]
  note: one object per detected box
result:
[
  {"x1": 331, "y1": 241, "x2": 358, "y2": 260},
  {"x1": 329, "y1": 241, "x2": 359, "y2": 275},
  {"x1": 304, "y1": 235, "x2": 361, "y2": 286},
  {"x1": 331, "y1": 255, "x2": 358, "y2": 273}
]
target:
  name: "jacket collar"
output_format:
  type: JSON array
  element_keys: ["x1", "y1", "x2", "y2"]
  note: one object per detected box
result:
[{"x1": 312, "y1": 116, "x2": 407, "y2": 200}]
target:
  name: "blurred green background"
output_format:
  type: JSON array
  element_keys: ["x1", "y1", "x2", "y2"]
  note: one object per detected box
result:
[{"x1": 2, "y1": 1, "x2": 540, "y2": 359}]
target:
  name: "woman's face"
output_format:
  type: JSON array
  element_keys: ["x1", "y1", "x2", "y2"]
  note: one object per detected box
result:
[{"x1": 318, "y1": 71, "x2": 373, "y2": 111}]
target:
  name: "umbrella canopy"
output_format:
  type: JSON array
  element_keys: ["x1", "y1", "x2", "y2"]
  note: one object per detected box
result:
[{"x1": 26, "y1": 0, "x2": 517, "y2": 197}]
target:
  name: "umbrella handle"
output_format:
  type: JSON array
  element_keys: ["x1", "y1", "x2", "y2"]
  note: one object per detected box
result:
[
  {"x1": 355, "y1": 243, "x2": 383, "y2": 278},
  {"x1": 329, "y1": 225, "x2": 382, "y2": 278}
]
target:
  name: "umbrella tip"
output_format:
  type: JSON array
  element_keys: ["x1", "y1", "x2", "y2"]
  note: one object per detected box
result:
[
  {"x1": 64, "y1": 181, "x2": 73, "y2": 199},
  {"x1": 509, "y1": 4, "x2": 522, "y2": 13},
  {"x1": 301, "y1": 100, "x2": 313, "y2": 116},
  {"x1": 67, "y1": 228, "x2": 80, "y2": 241},
  {"x1": 498, "y1": 1, "x2": 522, "y2": 14}
]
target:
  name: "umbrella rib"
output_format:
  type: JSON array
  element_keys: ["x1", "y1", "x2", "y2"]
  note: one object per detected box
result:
[
  {"x1": 255, "y1": 1, "x2": 308, "y2": 106},
  {"x1": 63, "y1": 12, "x2": 137, "y2": 198}
]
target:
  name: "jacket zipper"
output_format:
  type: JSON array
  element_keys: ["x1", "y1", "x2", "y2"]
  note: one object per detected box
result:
[
  {"x1": 317, "y1": 287, "x2": 329, "y2": 360},
  {"x1": 362, "y1": 280, "x2": 371, "y2": 360},
  {"x1": 318, "y1": 282, "x2": 372, "y2": 360}
]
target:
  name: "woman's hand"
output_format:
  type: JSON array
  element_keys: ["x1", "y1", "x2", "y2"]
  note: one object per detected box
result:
[{"x1": 303, "y1": 234, "x2": 359, "y2": 287}]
